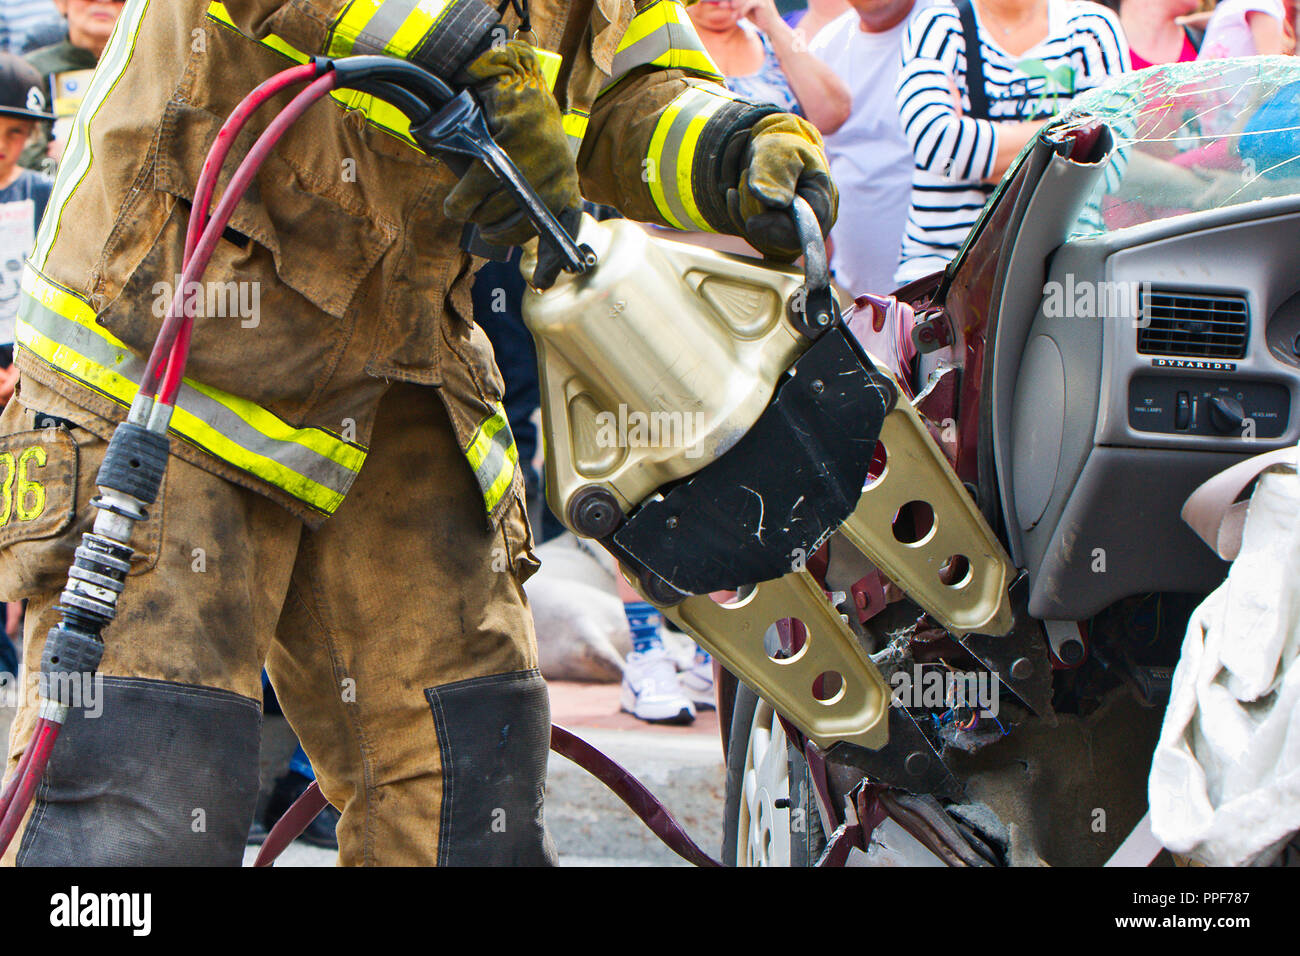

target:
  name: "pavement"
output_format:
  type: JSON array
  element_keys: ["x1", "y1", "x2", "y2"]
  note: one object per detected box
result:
[
  {"x1": 244, "y1": 679, "x2": 726, "y2": 867},
  {"x1": 545, "y1": 681, "x2": 725, "y2": 867},
  {"x1": 2, "y1": 674, "x2": 726, "y2": 867}
]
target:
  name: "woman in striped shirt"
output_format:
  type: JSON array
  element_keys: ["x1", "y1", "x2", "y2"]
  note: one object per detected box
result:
[{"x1": 894, "y1": 0, "x2": 1128, "y2": 284}]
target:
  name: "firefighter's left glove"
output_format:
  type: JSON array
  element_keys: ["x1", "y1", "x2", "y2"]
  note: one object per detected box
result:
[
  {"x1": 726, "y1": 113, "x2": 838, "y2": 261},
  {"x1": 444, "y1": 41, "x2": 581, "y2": 247}
]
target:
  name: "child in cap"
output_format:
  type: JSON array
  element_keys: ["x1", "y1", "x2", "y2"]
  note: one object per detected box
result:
[
  {"x1": 0, "y1": 52, "x2": 53, "y2": 405},
  {"x1": 0, "y1": 53, "x2": 52, "y2": 680}
]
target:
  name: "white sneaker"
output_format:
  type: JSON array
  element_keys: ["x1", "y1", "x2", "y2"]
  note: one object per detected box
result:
[
  {"x1": 678, "y1": 651, "x2": 716, "y2": 711},
  {"x1": 621, "y1": 647, "x2": 696, "y2": 724}
]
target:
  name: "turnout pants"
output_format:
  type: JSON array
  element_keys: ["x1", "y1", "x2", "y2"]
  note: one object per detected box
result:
[{"x1": 0, "y1": 376, "x2": 554, "y2": 866}]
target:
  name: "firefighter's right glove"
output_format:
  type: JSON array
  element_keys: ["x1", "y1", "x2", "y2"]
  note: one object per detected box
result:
[
  {"x1": 444, "y1": 41, "x2": 582, "y2": 248},
  {"x1": 725, "y1": 113, "x2": 838, "y2": 261}
]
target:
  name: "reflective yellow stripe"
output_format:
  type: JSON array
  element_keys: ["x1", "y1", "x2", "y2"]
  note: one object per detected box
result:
[
  {"x1": 608, "y1": 0, "x2": 723, "y2": 84},
  {"x1": 328, "y1": 0, "x2": 445, "y2": 57},
  {"x1": 20, "y1": 320, "x2": 349, "y2": 512},
  {"x1": 562, "y1": 108, "x2": 589, "y2": 154},
  {"x1": 34, "y1": 0, "x2": 150, "y2": 270},
  {"x1": 534, "y1": 48, "x2": 562, "y2": 91},
  {"x1": 327, "y1": 0, "x2": 374, "y2": 55},
  {"x1": 209, "y1": 2, "x2": 424, "y2": 145},
  {"x1": 331, "y1": 87, "x2": 417, "y2": 142},
  {"x1": 207, "y1": 2, "x2": 306, "y2": 60},
  {"x1": 206, "y1": 1, "x2": 558, "y2": 153},
  {"x1": 19, "y1": 273, "x2": 367, "y2": 471},
  {"x1": 17, "y1": 268, "x2": 366, "y2": 516},
  {"x1": 387, "y1": 6, "x2": 439, "y2": 57},
  {"x1": 326, "y1": 0, "x2": 560, "y2": 87},
  {"x1": 261, "y1": 32, "x2": 311, "y2": 62},
  {"x1": 463, "y1": 403, "x2": 519, "y2": 514},
  {"x1": 619, "y1": 7, "x2": 664, "y2": 47},
  {"x1": 326, "y1": 0, "x2": 371, "y2": 56},
  {"x1": 646, "y1": 84, "x2": 736, "y2": 231}
]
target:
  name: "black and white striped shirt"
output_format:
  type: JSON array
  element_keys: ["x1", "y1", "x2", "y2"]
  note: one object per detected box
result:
[{"x1": 894, "y1": 0, "x2": 1128, "y2": 282}]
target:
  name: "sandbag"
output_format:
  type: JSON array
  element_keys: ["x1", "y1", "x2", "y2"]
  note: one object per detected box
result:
[{"x1": 524, "y1": 533, "x2": 632, "y2": 683}]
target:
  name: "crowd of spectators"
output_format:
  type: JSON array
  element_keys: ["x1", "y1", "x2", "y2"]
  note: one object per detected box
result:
[{"x1": 754, "y1": 0, "x2": 1298, "y2": 292}]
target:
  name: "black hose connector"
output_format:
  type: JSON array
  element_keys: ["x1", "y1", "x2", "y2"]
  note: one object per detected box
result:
[
  {"x1": 60, "y1": 534, "x2": 132, "y2": 624},
  {"x1": 95, "y1": 423, "x2": 169, "y2": 504},
  {"x1": 40, "y1": 624, "x2": 105, "y2": 706},
  {"x1": 329, "y1": 55, "x2": 455, "y2": 111}
]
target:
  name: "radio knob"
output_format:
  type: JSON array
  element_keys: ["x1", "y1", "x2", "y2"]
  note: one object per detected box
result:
[{"x1": 1209, "y1": 395, "x2": 1246, "y2": 434}]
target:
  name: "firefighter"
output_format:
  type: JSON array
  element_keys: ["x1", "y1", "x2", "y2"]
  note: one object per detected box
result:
[{"x1": 0, "y1": 0, "x2": 836, "y2": 866}]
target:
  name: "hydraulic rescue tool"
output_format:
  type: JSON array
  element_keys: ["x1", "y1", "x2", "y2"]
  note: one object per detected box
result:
[{"x1": 0, "y1": 50, "x2": 1019, "y2": 863}]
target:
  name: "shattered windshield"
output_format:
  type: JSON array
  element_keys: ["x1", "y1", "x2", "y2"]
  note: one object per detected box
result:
[{"x1": 1062, "y1": 56, "x2": 1300, "y2": 239}]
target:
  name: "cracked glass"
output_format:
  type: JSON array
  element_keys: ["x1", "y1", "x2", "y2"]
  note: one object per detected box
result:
[{"x1": 1060, "y1": 56, "x2": 1300, "y2": 239}]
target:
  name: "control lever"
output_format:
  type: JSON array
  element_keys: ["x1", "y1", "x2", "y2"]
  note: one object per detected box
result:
[{"x1": 408, "y1": 89, "x2": 597, "y2": 277}]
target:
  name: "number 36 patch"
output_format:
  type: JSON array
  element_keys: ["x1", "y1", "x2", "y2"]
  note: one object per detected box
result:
[{"x1": 0, "y1": 428, "x2": 77, "y2": 548}]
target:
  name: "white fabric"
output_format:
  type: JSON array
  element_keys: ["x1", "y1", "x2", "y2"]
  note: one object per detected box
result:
[
  {"x1": 1104, "y1": 812, "x2": 1163, "y2": 867},
  {"x1": 809, "y1": 7, "x2": 921, "y2": 297},
  {"x1": 1149, "y1": 459, "x2": 1300, "y2": 866},
  {"x1": 1199, "y1": 0, "x2": 1287, "y2": 60}
]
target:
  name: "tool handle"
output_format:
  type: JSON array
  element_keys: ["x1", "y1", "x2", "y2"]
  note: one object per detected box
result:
[
  {"x1": 791, "y1": 194, "x2": 830, "y2": 294},
  {"x1": 409, "y1": 90, "x2": 594, "y2": 275},
  {"x1": 329, "y1": 57, "x2": 591, "y2": 272},
  {"x1": 788, "y1": 194, "x2": 836, "y2": 334}
]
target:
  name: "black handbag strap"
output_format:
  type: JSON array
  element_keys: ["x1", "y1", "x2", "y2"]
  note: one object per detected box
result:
[{"x1": 955, "y1": 0, "x2": 991, "y2": 120}]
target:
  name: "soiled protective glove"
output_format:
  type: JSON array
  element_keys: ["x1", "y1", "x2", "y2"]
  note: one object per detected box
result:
[
  {"x1": 726, "y1": 113, "x2": 838, "y2": 261},
  {"x1": 444, "y1": 41, "x2": 581, "y2": 247}
]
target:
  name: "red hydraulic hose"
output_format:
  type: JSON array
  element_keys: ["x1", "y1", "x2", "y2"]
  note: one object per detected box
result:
[
  {"x1": 255, "y1": 730, "x2": 726, "y2": 867},
  {"x1": 550, "y1": 724, "x2": 723, "y2": 867},
  {"x1": 185, "y1": 62, "x2": 322, "y2": 261},
  {"x1": 145, "y1": 69, "x2": 338, "y2": 404},
  {"x1": 0, "y1": 731, "x2": 38, "y2": 823},
  {"x1": 0, "y1": 718, "x2": 61, "y2": 854},
  {"x1": 0, "y1": 66, "x2": 340, "y2": 860},
  {"x1": 254, "y1": 779, "x2": 330, "y2": 867},
  {"x1": 155, "y1": 312, "x2": 193, "y2": 411},
  {"x1": 157, "y1": 63, "x2": 323, "y2": 404}
]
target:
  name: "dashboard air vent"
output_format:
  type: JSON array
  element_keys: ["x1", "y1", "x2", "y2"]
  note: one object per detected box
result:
[{"x1": 1137, "y1": 289, "x2": 1248, "y2": 359}]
